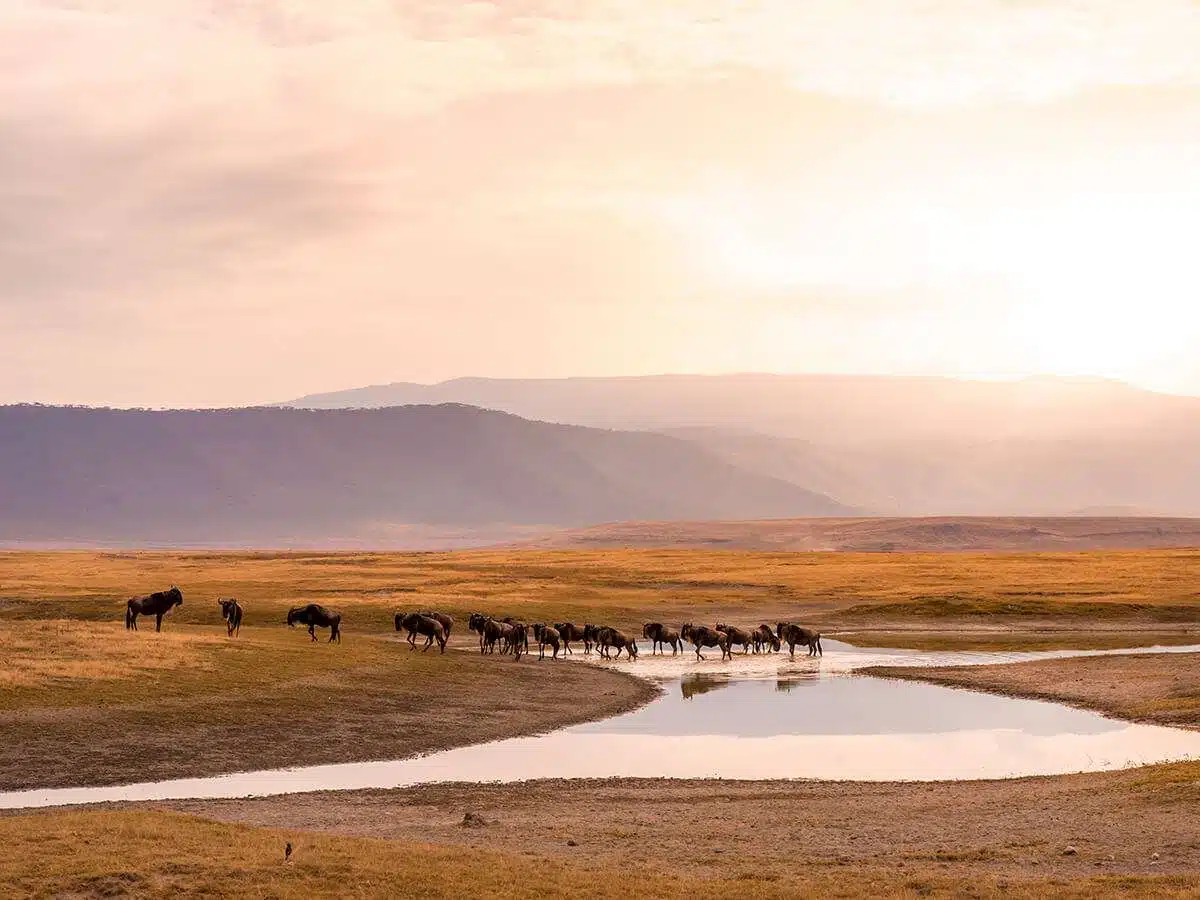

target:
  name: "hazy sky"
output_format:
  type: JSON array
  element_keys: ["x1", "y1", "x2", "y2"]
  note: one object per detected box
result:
[{"x1": 4, "y1": 1, "x2": 1200, "y2": 406}]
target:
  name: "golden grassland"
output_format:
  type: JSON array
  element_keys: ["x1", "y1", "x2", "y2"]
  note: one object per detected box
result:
[{"x1": 3, "y1": 809, "x2": 1199, "y2": 900}]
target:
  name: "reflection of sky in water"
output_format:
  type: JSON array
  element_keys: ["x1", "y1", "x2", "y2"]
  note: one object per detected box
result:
[
  {"x1": 4, "y1": 641, "x2": 1200, "y2": 810},
  {"x1": 574, "y1": 675, "x2": 1122, "y2": 738}
]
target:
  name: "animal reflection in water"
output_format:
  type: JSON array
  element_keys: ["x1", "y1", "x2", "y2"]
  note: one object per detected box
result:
[
  {"x1": 680, "y1": 674, "x2": 733, "y2": 700},
  {"x1": 775, "y1": 673, "x2": 818, "y2": 693}
]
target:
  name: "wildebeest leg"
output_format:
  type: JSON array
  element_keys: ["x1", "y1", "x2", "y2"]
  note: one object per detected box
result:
[
  {"x1": 422, "y1": 633, "x2": 435, "y2": 652},
  {"x1": 695, "y1": 646, "x2": 704, "y2": 660},
  {"x1": 309, "y1": 625, "x2": 318, "y2": 642},
  {"x1": 155, "y1": 613, "x2": 163, "y2": 633}
]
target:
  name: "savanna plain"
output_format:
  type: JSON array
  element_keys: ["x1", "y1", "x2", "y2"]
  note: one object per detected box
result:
[{"x1": 2, "y1": 549, "x2": 1199, "y2": 898}]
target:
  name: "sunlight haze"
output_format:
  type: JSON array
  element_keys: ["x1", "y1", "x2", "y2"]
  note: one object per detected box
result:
[{"x1": 3, "y1": 1, "x2": 1199, "y2": 406}]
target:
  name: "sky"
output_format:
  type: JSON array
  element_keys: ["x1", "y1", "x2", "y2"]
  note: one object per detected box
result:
[{"x1": 3, "y1": 1, "x2": 1200, "y2": 407}]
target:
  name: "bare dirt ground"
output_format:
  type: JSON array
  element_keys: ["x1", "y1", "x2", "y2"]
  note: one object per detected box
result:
[
  {"x1": 864, "y1": 651, "x2": 1200, "y2": 728},
  {"x1": 156, "y1": 762, "x2": 1200, "y2": 888}
]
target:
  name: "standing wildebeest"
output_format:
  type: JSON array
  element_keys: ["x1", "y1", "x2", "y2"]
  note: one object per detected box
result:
[
  {"x1": 533, "y1": 623, "x2": 562, "y2": 660},
  {"x1": 509, "y1": 624, "x2": 529, "y2": 660},
  {"x1": 642, "y1": 622, "x2": 681, "y2": 655},
  {"x1": 752, "y1": 624, "x2": 780, "y2": 653},
  {"x1": 218, "y1": 598, "x2": 243, "y2": 637},
  {"x1": 681, "y1": 623, "x2": 730, "y2": 661},
  {"x1": 714, "y1": 623, "x2": 754, "y2": 655},
  {"x1": 125, "y1": 587, "x2": 183, "y2": 632},
  {"x1": 776, "y1": 622, "x2": 823, "y2": 657},
  {"x1": 397, "y1": 613, "x2": 447, "y2": 653},
  {"x1": 287, "y1": 604, "x2": 342, "y2": 643},
  {"x1": 468, "y1": 613, "x2": 490, "y2": 653},
  {"x1": 553, "y1": 622, "x2": 587, "y2": 655},
  {"x1": 477, "y1": 617, "x2": 514, "y2": 655}
]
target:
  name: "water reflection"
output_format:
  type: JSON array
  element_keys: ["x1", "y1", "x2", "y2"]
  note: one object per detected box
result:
[{"x1": 681, "y1": 674, "x2": 731, "y2": 700}]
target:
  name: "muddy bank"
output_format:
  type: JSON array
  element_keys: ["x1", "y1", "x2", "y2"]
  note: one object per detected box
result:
[{"x1": 862, "y1": 650, "x2": 1200, "y2": 728}]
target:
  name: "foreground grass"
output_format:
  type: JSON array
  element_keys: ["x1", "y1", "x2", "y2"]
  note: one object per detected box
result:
[{"x1": 3, "y1": 810, "x2": 1198, "y2": 899}]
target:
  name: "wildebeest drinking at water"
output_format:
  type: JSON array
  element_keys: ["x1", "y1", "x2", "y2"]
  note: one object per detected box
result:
[
  {"x1": 287, "y1": 604, "x2": 342, "y2": 643},
  {"x1": 218, "y1": 598, "x2": 243, "y2": 637},
  {"x1": 125, "y1": 586, "x2": 183, "y2": 632}
]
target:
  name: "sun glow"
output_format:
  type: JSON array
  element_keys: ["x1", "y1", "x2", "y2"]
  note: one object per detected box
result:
[{"x1": 662, "y1": 184, "x2": 1200, "y2": 387}]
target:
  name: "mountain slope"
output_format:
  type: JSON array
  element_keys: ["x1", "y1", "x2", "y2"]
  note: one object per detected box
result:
[
  {"x1": 281, "y1": 373, "x2": 1200, "y2": 443},
  {"x1": 0, "y1": 404, "x2": 849, "y2": 543}
]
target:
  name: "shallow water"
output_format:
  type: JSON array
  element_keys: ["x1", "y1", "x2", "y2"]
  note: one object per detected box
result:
[{"x1": 3, "y1": 640, "x2": 1198, "y2": 810}]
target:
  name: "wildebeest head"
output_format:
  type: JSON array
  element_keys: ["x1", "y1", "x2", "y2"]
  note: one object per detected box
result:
[
  {"x1": 531, "y1": 623, "x2": 545, "y2": 641},
  {"x1": 286, "y1": 608, "x2": 299, "y2": 627},
  {"x1": 218, "y1": 598, "x2": 236, "y2": 620},
  {"x1": 681, "y1": 623, "x2": 694, "y2": 641},
  {"x1": 394, "y1": 613, "x2": 405, "y2": 632},
  {"x1": 468, "y1": 613, "x2": 487, "y2": 633},
  {"x1": 776, "y1": 622, "x2": 789, "y2": 639},
  {"x1": 168, "y1": 586, "x2": 183, "y2": 606}
]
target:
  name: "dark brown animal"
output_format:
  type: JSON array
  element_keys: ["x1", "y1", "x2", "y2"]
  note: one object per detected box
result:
[
  {"x1": 554, "y1": 622, "x2": 587, "y2": 654},
  {"x1": 287, "y1": 604, "x2": 342, "y2": 643},
  {"x1": 417, "y1": 610, "x2": 453, "y2": 641},
  {"x1": 398, "y1": 613, "x2": 447, "y2": 653},
  {"x1": 595, "y1": 627, "x2": 637, "y2": 660},
  {"x1": 468, "y1": 613, "x2": 489, "y2": 652},
  {"x1": 125, "y1": 587, "x2": 183, "y2": 632},
  {"x1": 752, "y1": 624, "x2": 780, "y2": 653},
  {"x1": 533, "y1": 623, "x2": 562, "y2": 660},
  {"x1": 582, "y1": 624, "x2": 601, "y2": 654},
  {"x1": 642, "y1": 622, "x2": 681, "y2": 655},
  {"x1": 776, "y1": 622, "x2": 823, "y2": 657},
  {"x1": 714, "y1": 623, "x2": 753, "y2": 655},
  {"x1": 509, "y1": 624, "x2": 528, "y2": 660},
  {"x1": 681, "y1": 623, "x2": 730, "y2": 660},
  {"x1": 218, "y1": 598, "x2": 243, "y2": 637},
  {"x1": 479, "y1": 617, "x2": 514, "y2": 654}
]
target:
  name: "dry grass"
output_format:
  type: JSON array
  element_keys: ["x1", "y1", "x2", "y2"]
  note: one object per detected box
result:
[{"x1": 2, "y1": 809, "x2": 1197, "y2": 899}]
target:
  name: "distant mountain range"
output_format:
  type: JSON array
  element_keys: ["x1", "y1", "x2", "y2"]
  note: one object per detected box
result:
[
  {"x1": 0, "y1": 404, "x2": 847, "y2": 544},
  {"x1": 282, "y1": 374, "x2": 1200, "y2": 518}
]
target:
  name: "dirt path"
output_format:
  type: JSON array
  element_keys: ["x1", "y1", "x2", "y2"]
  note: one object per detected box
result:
[{"x1": 863, "y1": 651, "x2": 1200, "y2": 728}]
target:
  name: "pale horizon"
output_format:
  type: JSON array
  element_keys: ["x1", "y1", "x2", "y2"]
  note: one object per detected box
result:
[{"x1": 4, "y1": 2, "x2": 1200, "y2": 407}]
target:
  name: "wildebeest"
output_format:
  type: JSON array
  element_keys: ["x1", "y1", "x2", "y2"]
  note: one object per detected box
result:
[
  {"x1": 417, "y1": 610, "x2": 453, "y2": 641},
  {"x1": 582, "y1": 624, "x2": 601, "y2": 654},
  {"x1": 125, "y1": 586, "x2": 183, "y2": 632},
  {"x1": 642, "y1": 622, "x2": 681, "y2": 655},
  {"x1": 397, "y1": 612, "x2": 447, "y2": 653},
  {"x1": 776, "y1": 622, "x2": 823, "y2": 657},
  {"x1": 681, "y1": 623, "x2": 730, "y2": 660},
  {"x1": 468, "y1": 613, "x2": 490, "y2": 652},
  {"x1": 752, "y1": 624, "x2": 780, "y2": 653},
  {"x1": 218, "y1": 598, "x2": 243, "y2": 637},
  {"x1": 287, "y1": 604, "x2": 342, "y2": 643},
  {"x1": 595, "y1": 627, "x2": 638, "y2": 660},
  {"x1": 533, "y1": 623, "x2": 562, "y2": 660},
  {"x1": 553, "y1": 622, "x2": 587, "y2": 655},
  {"x1": 476, "y1": 617, "x2": 515, "y2": 655},
  {"x1": 509, "y1": 623, "x2": 529, "y2": 660},
  {"x1": 714, "y1": 623, "x2": 754, "y2": 655}
]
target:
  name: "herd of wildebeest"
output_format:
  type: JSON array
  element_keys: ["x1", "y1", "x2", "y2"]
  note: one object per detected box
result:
[{"x1": 122, "y1": 586, "x2": 825, "y2": 660}]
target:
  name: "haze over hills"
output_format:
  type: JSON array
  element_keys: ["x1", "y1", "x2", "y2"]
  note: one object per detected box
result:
[
  {"x1": 504, "y1": 517, "x2": 1200, "y2": 553},
  {"x1": 0, "y1": 404, "x2": 847, "y2": 545},
  {"x1": 282, "y1": 374, "x2": 1200, "y2": 517}
]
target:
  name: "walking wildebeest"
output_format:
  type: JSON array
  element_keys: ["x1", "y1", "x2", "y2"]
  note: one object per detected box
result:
[
  {"x1": 533, "y1": 623, "x2": 563, "y2": 660},
  {"x1": 714, "y1": 623, "x2": 754, "y2": 655},
  {"x1": 468, "y1": 613, "x2": 490, "y2": 652},
  {"x1": 397, "y1": 612, "x2": 447, "y2": 653},
  {"x1": 595, "y1": 627, "x2": 638, "y2": 660},
  {"x1": 477, "y1": 617, "x2": 514, "y2": 655},
  {"x1": 582, "y1": 624, "x2": 601, "y2": 654},
  {"x1": 642, "y1": 622, "x2": 682, "y2": 655},
  {"x1": 287, "y1": 604, "x2": 342, "y2": 643},
  {"x1": 776, "y1": 622, "x2": 823, "y2": 657},
  {"x1": 752, "y1": 623, "x2": 780, "y2": 653},
  {"x1": 417, "y1": 610, "x2": 453, "y2": 641},
  {"x1": 218, "y1": 598, "x2": 243, "y2": 637},
  {"x1": 553, "y1": 622, "x2": 587, "y2": 655},
  {"x1": 509, "y1": 623, "x2": 529, "y2": 660},
  {"x1": 125, "y1": 586, "x2": 183, "y2": 632},
  {"x1": 681, "y1": 623, "x2": 730, "y2": 660}
]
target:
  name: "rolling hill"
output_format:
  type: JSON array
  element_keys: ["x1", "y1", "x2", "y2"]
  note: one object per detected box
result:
[
  {"x1": 282, "y1": 374, "x2": 1200, "y2": 516},
  {"x1": 0, "y1": 404, "x2": 848, "y2": 545}
]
